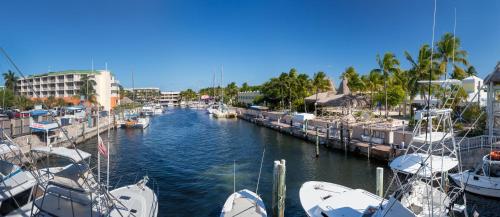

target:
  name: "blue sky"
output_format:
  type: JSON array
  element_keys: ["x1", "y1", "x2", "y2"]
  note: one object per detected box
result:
[{"x1": 0, "y1": 0, "x2": 498, "y2": 91}]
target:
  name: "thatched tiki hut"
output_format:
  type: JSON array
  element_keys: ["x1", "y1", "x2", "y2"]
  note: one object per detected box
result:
[{"x1": 305, "y1": 77, "x2": 370, "y2": 115}]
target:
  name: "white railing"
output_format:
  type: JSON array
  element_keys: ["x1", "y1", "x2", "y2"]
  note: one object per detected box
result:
[{"x1": 456, "y1": 135, "x2": 500, "y2": 152}]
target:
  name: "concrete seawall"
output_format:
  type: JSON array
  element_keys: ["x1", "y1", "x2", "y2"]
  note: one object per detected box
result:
[{"x1": 236, "y1": 112, "x2": 398, "y2": 162}]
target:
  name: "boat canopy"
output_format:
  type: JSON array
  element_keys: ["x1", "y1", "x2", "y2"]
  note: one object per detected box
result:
[
  {"x1": 390, "y1": 153, "x2": 458, "y2": 178},
  {"x1": 30, "y1": 109, "x2": 48, "y2": 116},
  {"x1": 30, "y1": 121, "x2": 59, "y2": 132},
  {"x1": 31, "y1": 147, "x2": 91, "y2": 163},
  {"x1": 412, "y1": 132, "x2": 452, "y2": 143}
]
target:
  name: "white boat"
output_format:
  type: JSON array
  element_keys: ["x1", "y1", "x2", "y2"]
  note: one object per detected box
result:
[
  {"x1": 142, "y1": 105, "x2": 154, "y2": 116},
  {"x1": 220, "y1": 189, "x2": 267, "y2": 217},
  {"x1": 137, "y1": 117, "x2": 150, "y2": 129},
  {"x1": 212, "y1": 104, "x2": 236, "y2": 118},
  {"x1": 299, "y1": 181, "x2": 413, "y2": 217},
  {"x1": 450, "y1": 153, "x2": 500, "y2": 198},
  {"x1": 0, "y1": 160, "x2": 38, "y2": 216},
  {"x1": 8, "y1": 147, "x2": 158, "y2": 217},
  {"x1": 153, "y1": 104, "x2": 164, "y2": 115},
  {"x1": 213, "y1": 109, "x2": 237, "y2": 118},
  {"x1": 206, "y1": 103, "x2": 219, "y2": 114}
]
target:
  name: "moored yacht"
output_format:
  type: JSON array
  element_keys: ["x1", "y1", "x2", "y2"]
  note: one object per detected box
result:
[
  {"x1": 153, "y1": 103, "x2": 164, "y2": 115},
  {"x1": 142, "y1": 104, "x2": 154, "y2": 116},
  {"x1": 8, "y1": 147, "x2": 158, "y2": 217},
  {"x1": 450, "y1": 152, "x2": 500, "y2": 198}
]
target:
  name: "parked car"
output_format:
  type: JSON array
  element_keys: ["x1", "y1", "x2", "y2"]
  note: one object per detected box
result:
[
  {"x1": 1, "y1": 109, "x2": 15, "y2": 119},
  {"x1": 15, "y1": 111, "x2": 31, "y2": 118}
]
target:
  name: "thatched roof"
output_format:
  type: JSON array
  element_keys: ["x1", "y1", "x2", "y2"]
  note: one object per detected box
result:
[
  {"x1": 305, "y1": 76, "x2": 369, "y2": 108},
  {"x1": 328, "y1": 78, "x2": 337, "y2": 93},
  {"x1": 305, "y1": 91, "x2": 338, "y2": 103},
  {"x1": 484, "y1": 61, "x2": 500, "y2": 84},
  {"x1": 320, "y1": 94, "x2": 370, "y2": 107},
  {"x1": 305, "y1": 92, "x2": 370, "y2": 108},
  {"x1": 337, "y1": 77, "x2": 350, "y2": 95},
  {"x1": 120, "y1": 97, "x2": 134, "y2": 104}
]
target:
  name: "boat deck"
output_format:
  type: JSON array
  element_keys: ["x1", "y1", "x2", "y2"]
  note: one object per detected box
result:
[{"x1": 223, "y1": 197, "x2": 265, "y2": 217}]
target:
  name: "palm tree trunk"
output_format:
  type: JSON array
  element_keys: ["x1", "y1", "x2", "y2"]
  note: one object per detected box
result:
[
  {"x1": 384, "y1": 80, "x2": 388, "y2": 118},
  {"x1": 403, "y1": 92, "x2": 408, "y2": 117},
  {"x1": 314, "y1": 87, "x2": 319, "y2": 116}
]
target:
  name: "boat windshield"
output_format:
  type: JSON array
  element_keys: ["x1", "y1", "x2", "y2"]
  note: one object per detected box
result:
[{"x1": 0, "y1": 160, "x2": 15, "y2": 177}]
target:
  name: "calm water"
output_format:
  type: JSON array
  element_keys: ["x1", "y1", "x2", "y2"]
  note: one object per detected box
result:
[{"x1": 78, "y1": 108, "x2": 498, "y2": 216}]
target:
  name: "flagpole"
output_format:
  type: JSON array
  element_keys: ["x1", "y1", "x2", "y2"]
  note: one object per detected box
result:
[{"x1": 106, "y1": 62, "x2": 110, "y2": 192}]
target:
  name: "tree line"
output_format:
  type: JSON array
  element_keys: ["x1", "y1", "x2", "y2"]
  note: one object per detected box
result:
[{"x1": 341, "y1": 33, "x2": 476, "y2": 117}]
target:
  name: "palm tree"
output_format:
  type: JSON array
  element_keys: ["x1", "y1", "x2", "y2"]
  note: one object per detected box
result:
[
  {"x1": 225, "y1": 82, "x2": 239, "y2": 104},
  {"x1": 465, "y1": 65, "x2": 477, "y2": 77},
  {"x1": 435, "y1": 33, "x2": 468, "y2": 79},
  {"x1": 296, "y1": 73, "x2": 311, "y2": 112},
  {"x1": 3, "y1": 70, "x2": 18, "y2": 92},
  {"x1": 392, "y1": 69, "x2": 411, "y2": 116},
  {"x1": 341, "y1": 67, "x2": 362, "y2": 92},
  {"x1": 361, "y1": 70, "x2": 382, "y2": 109},
  {"x1": 311, "y1": 71, "x2": 330, "y2": 115},
  {"x1": 405, "y1": 45, "x2": 442, "y2": 103},
  {"x1": 14, "y1": 95, "x2": 33, "y2": 110},
  {"x1": 373, "y1": 52, "x2": 400, "y2": 118},
  {"x1": 79, "y1": 74, "x2": 97, "y2": 103}
]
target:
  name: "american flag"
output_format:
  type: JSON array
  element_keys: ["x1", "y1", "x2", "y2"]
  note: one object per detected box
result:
[{"x1": 98, "y1": 135, "x2": 108, "y2": 158}]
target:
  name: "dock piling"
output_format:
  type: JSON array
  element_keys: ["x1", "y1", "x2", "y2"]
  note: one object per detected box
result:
[
  {"x1": 340, "y1": 123, "x2": 344, "y2": 151},
  {"x1": 326, "y1": 123, "x2": 330, "y2": 140},
  {"x1": 315, "y1": 128, "x2": 319, "y2": 158},
  {"x1": 272, "y1": 160, "x2": 286, "y2": 217},
  {"x1": 376, "y1": 167, "x2": 383, "y2": 197}
]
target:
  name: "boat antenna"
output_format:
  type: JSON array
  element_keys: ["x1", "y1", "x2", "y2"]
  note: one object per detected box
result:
[
  {"x1": 255, "y1": 148, "x2": 266, "y2": 195},
  {"x1": 425, "y1": 0, "x2": 437, "y2": 215},
  {"x1": 233, "y1": 160, "x2": 236, "y2": 193},
  {"x1": 97, "y1": 97, "x2": 101, "y2": 212},
  {"x1": 106, "y1": 62, "x2": 110, "y2": 192}
]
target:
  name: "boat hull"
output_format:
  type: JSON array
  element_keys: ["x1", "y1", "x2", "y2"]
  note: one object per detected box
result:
[
  {"x1": 450, "y1": 171, "x2": 500, "y2": 198},
  {"x1": 220, "y1": 189, "x2": 267, "y2": 217}
]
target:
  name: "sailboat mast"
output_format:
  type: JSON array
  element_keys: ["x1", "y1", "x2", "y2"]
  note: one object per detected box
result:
[
  {"x1": 212, "y1": 72, "x2": 215, "y2": 101},
  {"x1": 132, "y1": 72, "x2": 135, "y2": 102},
  {"x1": 221, "y1": 65, "x2": 224, "y2": 103}
]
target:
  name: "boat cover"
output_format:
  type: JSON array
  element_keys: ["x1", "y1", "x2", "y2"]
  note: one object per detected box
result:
[
  {"x1": 412, "y1": 131, "x2": 451, "y2": 143},
  {"x1": 31, "y1": 147, "x2": 91, "y2": 163},
  {"x1": 390, "y1": 153, "x2": 458, "y2": 178}
]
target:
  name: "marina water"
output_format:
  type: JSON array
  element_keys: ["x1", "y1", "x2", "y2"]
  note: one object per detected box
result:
[{"x1": 79, "y1": 108, "x2": 499, "y2": 216}]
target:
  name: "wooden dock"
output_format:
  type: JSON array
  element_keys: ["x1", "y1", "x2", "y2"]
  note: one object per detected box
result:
[{"x1": 237, "y1": 113, "x2": 397, "y2": 162}]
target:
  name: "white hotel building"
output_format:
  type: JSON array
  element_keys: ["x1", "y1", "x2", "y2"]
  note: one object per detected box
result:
[
  {"x1": 16, "y1": 70, "x2": 121, "y2": 111},
  {"x1": 160, "y1": 91, "x2": 181, "y2": 106}
]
